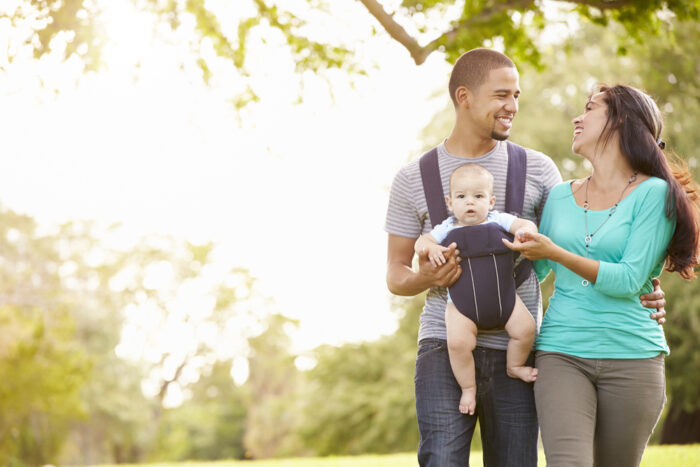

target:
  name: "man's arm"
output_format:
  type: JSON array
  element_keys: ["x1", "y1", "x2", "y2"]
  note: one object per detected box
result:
[
  {"x1": 641, "y1": 278, "x2": 666, "y2": 324},
  {"x1": 387, "y1": 234, "x2": 461, "y2": 296}
]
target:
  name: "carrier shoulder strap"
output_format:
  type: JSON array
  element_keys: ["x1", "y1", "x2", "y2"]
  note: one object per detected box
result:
[
  {"x1": 504, "y1": 142, "x2": 526, "y2": 216},
  {"x1": 505, "y1": 142, "x2": 534, "y2": 287},
  {"x1": 418, "y1": 147, "x2": 447, "y2": 229},
  {"x1": 419, "y1": 142, "x2": 533, "y2": 287}
]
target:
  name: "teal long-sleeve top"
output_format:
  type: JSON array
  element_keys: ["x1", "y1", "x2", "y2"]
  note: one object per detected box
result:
[{"x1": 534, "y1": 177, "x2": 673, "y2": 358}]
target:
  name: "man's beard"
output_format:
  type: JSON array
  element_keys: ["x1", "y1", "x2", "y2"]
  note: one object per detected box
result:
[{"x1": 491, "y1": 130, "x2": 510, "y2": 141}]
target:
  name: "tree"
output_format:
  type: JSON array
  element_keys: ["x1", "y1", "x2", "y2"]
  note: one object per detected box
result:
[
  {"x1": 360, "y1": 0, "x2": 699, "y2": 66},
  {"x1": 0, "y1": 204, "x2": 273, "y2": 464},
  {"x1": 150, "y1": 361, "x2": 248, "y2": 461},
  {"x1": 8, "y1": 1, "x2": 699, "y2": 98},
  {"x1": 294, "y1": 295, "x2": 423, "y2": 456},
  {"x1": 658, "y1": 272, "x2": 700, "y2": 444},
  {"x1": 243, "y1": 314, "x2": 305, "y2": 459},
  {"x1": 0, "y1": 209, "x2": 92, "y2": 466},
  {"x1": 43, "y1": 222, "x2": 155, "y2": 465}
]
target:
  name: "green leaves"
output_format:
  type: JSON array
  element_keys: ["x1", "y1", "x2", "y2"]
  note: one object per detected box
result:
[
  {"x1": 27, "y1": 0, "x2": 103, "y2": 71},
  {"x1": 294, "y1": 296, "x2": 423, "y2": 456}
]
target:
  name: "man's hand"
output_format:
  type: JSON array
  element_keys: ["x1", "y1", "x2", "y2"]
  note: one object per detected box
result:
[
  {"x1": 387, "y1": 234, "x2": 461, "y2": 296},
  {"x1": 422, "y1": 243, "x2": 452, "y2": 267},
  {"x1": 641, "y1": 278, "x2": 666, "y2": 325},
  {"x1": 417, "y1": 242, "x2": 462, "y2": 288}
]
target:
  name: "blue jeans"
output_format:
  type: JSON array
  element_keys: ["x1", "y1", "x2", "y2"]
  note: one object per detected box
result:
[{"x1": 415, "y1": 339, "x2": 538, "y2": 467}]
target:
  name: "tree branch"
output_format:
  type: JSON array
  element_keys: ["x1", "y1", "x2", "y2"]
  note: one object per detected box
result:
[
  {"x1": 357, "y1": 0, "x2": 536, "y2": 65},
  {"x1": 158, "y1": 359, "x2": 187, "y2": 403},
  {"x1": 356, "y1": 0, "x2": 430, "y2": 64},
  {"x1": 357, "y1": 0, "x2": 644, "y2": 66},
  {"x1": 423, "y1": 0, "x2": 535, "y2": 58},
  {"x1": 564, "y1": 0, "x2": 638, "y2": 10}
]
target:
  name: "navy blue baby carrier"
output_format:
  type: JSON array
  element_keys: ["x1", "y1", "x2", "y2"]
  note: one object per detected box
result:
[{"x1": 419, "y1": 142, "x2": 533, "y2": 330}]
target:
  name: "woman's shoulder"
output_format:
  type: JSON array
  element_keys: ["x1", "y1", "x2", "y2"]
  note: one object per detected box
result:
[
  {"x1": 622, "y1": 176, "x2": 670, "y2": 214},
  {"x1": 641, "y1": 175, "x2": 669, "y2": 189},
  {"x1": 547, "y1": 180, "x2": 576, "y2": 200},
  {"x1": 635, "y1": 176, "x2": 669, "y2": 198}
]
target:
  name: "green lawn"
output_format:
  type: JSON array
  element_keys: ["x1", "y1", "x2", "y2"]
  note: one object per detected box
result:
[{"x1": 94, "y1": 444, "x2": 700, "y2": 466}]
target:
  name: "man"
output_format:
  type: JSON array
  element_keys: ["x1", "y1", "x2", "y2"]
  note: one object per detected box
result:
[{"x1": 384, "y1": 48, "x2": 666, "y2": 466}]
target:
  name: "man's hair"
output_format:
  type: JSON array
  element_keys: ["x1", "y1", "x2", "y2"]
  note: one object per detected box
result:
[
  {"x1": 448, "y1": 48, "x2": 515, "y2": 106},
  {"x1": 449, "y1": 164, "x2": 494, "y2": 195}
]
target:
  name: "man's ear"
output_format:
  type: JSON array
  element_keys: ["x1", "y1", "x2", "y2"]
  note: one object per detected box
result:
[{"x1": 455, "y1": 86, "x2": 471, "y2": 108}]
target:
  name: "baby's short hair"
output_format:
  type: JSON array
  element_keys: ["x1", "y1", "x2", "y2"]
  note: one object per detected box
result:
[{"x1": 449, "y1": 164, "x2": 494, "y2": 194}]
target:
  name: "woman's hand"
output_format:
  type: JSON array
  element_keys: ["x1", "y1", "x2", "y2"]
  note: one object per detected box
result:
[{"x1": 503, "y1": 231, "x2": 559, "y2": 261}]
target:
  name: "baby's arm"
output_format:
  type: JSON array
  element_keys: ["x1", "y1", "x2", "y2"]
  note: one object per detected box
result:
[
  {"x1": 509, "y1": 218, "x2": 538, "y2": 243},
  {"x1": 415, "y1": 234, "x2": 451, "y2": 267}
]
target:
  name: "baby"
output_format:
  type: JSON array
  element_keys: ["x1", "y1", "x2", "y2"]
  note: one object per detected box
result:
[{"x1": 415, "y1": 163, "x2": 538, "y2": 415}]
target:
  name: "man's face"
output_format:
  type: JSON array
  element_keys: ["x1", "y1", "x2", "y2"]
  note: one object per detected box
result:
[
  {"x1": 446, "y1": 172, "x2": 496, "y2": 226},
  {"x1": 467, "y1": 67, "x2": 520, "y2": 141}
]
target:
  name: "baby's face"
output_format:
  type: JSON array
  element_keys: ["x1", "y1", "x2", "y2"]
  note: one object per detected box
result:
[{"x1": 447, "y1": 173, "x2": 495, "y2": 226}]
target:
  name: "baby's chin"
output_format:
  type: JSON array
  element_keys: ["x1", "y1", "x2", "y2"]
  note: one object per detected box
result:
[{"x1": 457, "y1": 214, "x2": 489, "y2": 226}]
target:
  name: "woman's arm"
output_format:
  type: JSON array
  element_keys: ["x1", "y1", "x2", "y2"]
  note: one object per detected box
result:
[
  {"x1": 505, "y1": 181, "x2": 674, "y2": 296},
  {"x1": 590, "y1": 183, "x2": 674, "y2": 297},
  {"x1": 504, "y1": 231, "x2": 600, "y2": 283}
]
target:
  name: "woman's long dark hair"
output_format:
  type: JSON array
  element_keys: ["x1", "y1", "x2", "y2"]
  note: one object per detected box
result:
[{"x1": 597, "y1": 84, "x2": 700, "y2": 279}]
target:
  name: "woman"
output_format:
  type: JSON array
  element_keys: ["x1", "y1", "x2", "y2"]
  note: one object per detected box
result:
[{"x1": 505, "y1": 84, "x2": 700, "y2": 466}]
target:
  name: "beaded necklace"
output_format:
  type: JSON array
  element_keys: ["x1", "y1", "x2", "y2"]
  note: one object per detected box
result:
[{"x1": 580, "y1": 171, "x2": 638, "y2": 286}]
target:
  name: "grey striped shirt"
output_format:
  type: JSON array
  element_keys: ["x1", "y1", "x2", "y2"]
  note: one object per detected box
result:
[{"x1": 385, "y1": 140, "x2": 562, "y2": 349}]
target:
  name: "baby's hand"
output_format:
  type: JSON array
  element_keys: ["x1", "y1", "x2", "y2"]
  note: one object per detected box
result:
[
  {"x1": 514, "y1": 227, "x2": 537, "y2": 243},
  {"x1": 515, "y1": 229, "x2": 528, "y2": 243},
  {"x1": 425, "y1": 244, "x2": 450, "y2": 267}
]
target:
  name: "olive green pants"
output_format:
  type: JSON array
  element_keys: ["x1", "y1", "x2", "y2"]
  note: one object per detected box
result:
[{"x1": 534, "y1": 351, "x2": 666, "y2": 467}]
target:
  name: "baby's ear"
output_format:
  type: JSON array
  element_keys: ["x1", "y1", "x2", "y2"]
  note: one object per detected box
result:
[{"x1": 489, "y1": 195, "x2": 496, "y2": 209}]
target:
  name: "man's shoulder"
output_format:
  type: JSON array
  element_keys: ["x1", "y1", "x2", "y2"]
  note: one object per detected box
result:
[
  {"x1": 518, "y1": 145, "x2": 556, "y2": 166},
  {"x1": 399, "y1": 145, "x2": 439, "y2": 171},
  {"x1": 510, "y1": 143, "x2": 561, "y2": 187},
  {"x1": 394, "y1": 145, "x2": 445, "y2": 181},
  {"x1": 392, "y1": 156, "x2": 422, "y2": 183}
]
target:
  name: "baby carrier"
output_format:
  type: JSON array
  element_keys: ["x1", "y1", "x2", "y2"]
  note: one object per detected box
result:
[{"x1": 419, "y1": 142, "x2": 534, "y2": 330}]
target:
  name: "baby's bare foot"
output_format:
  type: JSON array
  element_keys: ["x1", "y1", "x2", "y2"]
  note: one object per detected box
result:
[
  {"x1": 507, "y1": 366, "x2": 538, "y2": 383},
  {"x1": 459, "y1": 387, "x2": 476, "y2": 415}
]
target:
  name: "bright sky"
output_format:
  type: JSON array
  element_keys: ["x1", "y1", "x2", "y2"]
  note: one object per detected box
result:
[{"x1": 0, "y1": 0, "x2": 453, "y2": 373}]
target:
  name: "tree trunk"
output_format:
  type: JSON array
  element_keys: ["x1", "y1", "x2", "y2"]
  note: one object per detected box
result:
[{"x1": 660, "y1": 402, "x2": 700, "y2": 444}]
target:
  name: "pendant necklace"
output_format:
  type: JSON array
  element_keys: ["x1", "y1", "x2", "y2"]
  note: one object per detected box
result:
[{"x1": 580, "y1": 171, "x2": 638, "y2": 286}]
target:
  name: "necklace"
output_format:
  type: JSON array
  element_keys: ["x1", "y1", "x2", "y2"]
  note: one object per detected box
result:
[{"x1": 580, "y1": 171, "x2": 638, "y2": 286}]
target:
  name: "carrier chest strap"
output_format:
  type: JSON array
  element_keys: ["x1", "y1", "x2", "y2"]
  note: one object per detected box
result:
[{"x1": 418, "y1": 142, "x2": 534, "y2": 287}]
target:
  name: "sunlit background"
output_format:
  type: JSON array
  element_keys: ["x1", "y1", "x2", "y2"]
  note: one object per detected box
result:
[{"x1": 1, "y1": 0, "x2": 442, "y2": 357}]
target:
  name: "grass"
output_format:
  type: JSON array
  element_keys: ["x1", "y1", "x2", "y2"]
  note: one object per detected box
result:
[{"x1": 94, "y1": 444, "x2": 700, "y2": 466}]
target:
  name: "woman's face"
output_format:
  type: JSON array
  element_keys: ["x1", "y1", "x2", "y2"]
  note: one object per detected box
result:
[{"x1": 571, "y1": 92, "x2": 609, "y2": 157}]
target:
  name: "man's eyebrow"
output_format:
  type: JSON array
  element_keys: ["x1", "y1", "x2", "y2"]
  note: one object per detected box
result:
[{"x1": 493, "y1": 89, "x2": 520, "y2": 94}]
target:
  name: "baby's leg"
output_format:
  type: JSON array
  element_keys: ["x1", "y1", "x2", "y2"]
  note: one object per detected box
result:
[
  {"x1": 445, "y1": 302, "x2": 478, "y2": 415},
  {"x1": 504, "y1": 294, "x2": 537, "y2": 383}
]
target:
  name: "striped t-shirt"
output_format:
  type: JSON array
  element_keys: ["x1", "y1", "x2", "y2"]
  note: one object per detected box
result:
[{"x1": 385, "y1": 140, "x2": 562, "y2": 349}]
